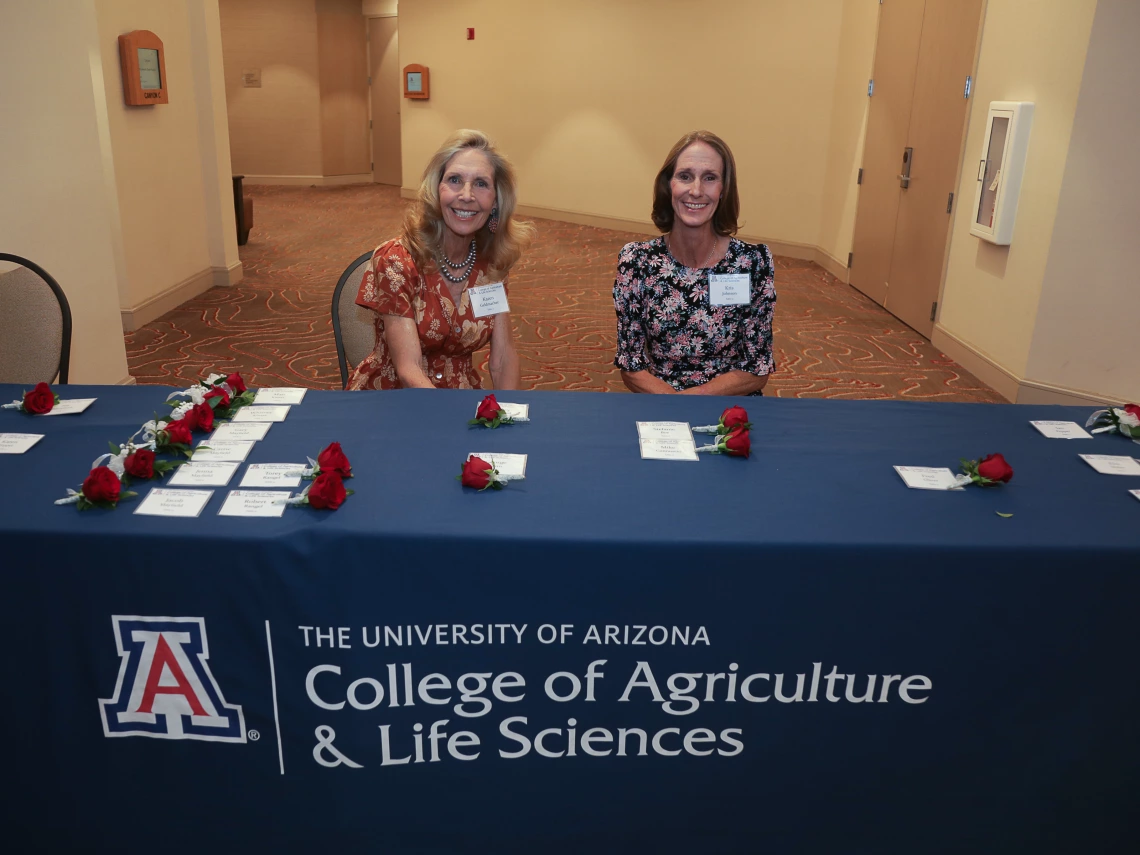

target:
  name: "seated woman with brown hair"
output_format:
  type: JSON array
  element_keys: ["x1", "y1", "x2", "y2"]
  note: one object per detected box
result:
[{"x1": 348, "y1": 129, "x2": 534, "y2": 390}]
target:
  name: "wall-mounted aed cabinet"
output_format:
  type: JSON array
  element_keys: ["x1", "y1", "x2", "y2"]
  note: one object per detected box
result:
[{"x1": 970, "y1": 101, "x2": 1033, "y2": 245}]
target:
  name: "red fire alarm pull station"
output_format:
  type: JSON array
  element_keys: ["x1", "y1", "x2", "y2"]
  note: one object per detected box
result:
[{"x1": 467, "y1": 28, "x2": 475, "y2": 40}]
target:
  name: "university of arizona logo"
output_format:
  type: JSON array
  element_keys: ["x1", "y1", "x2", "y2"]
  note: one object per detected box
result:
[{"x1": 99, "y1": 616, "x2": 246, "y2": 743}]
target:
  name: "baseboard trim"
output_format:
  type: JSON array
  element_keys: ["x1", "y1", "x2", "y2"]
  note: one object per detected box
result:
[
  {"x1": 931, "y1": 324, "x2": 1020, "y2": 402},
  {"x1": 121, "y1": 266, "x2": 217, "y2": 332},
  {"x1": 1015, "y1": 378, "x2": 1117, "y2": 407},
  {"x1": 814, "y1": 247, "x2": 851, "y2": 284},
  {"x1": 116, "y1": 375, "x2": 137, "y2": 386},
  {"x1": 221, "y1": 260, "x2": 243, "y2": 286},
  {"x1": 243, "y1": 174, "x2": 372, "y2": 186}
]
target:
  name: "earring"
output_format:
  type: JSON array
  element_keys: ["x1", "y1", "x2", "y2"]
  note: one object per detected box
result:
[{"x1": 488, "y1": 206, "x2": 499, "y2": 234}]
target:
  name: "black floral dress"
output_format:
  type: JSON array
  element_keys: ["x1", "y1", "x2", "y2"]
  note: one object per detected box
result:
[{"x1": 612, "y1": 237, "x2": 776, "y2": 392}]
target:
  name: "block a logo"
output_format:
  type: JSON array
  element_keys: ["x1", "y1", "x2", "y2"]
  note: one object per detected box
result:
[{"x1": 99, "y1": 616, "x2": 246, "y2": 743}]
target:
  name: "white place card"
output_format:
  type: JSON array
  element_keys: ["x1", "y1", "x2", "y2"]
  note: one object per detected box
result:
[
  {"x1": 1079, "y1": 454, "x2": 1140, "y2": 476},
  {"x1": 218, "y1": 489, "x2": 291, "y2": 518},
  {"x1": 0, "y1": 433, "x2": 44, "y2": 454},
  {"x1": 191, "y1": 440, "x2": 256, "y2": 462},
  {"x1": 894, "y1": 466, "x2": 965, "y2": 491},
  {"x1": 166, "y1": 460, "x2": 240, "y2": 488},
  {"x1": 468, "y1": 452, "x2": 528, "y2": 478},
  {"x1": 240, "y1": 463, "x2": 304, "y2": 488},
  {"x1": 640, "y1": 438, "x2": 699, "y2": 462},
  {"x1": 1131, "y1": 489, "x2": 1140, "y2": 503},
  {"x1": 1031, "y1": 420, "x2": 1093, "y2": 439},
  {"x1": 134, "y1": 487, "x2": 213, "y2": 518},
  {"x1": 709, "y1": 273, "x2": 751, "y2": 306},
  {"x1": 637, "y1": 421, "x2": 694, "y2": 442},
  {"x1": 39, "y1": 398, "x2": 96, "y2": 416},
  {"x1": 209, "y1": 421, "x2": 272, "y2": 442},
  {"x1": 469, "y1": 282, "x2": 510, "y2": 318},
  {"x1": 254, "y1": 387, "x2": 307, "y2": 405},
  {"x1": 230, "y1": 405, "x2": 291, "y2": 423}
]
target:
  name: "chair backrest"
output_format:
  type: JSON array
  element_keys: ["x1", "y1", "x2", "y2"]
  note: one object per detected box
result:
[
  {"x1": 331, "y1": 250, "x2": 378, "y2": 389},
  {"x1": 0, "y1": 253, "x2": 72, "y2": 384}
]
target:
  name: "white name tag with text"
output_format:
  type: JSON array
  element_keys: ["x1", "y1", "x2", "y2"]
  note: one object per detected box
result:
[
  {"x1": 1079, "y1": 454, "x2": 1140, "y2": 476},
  {"x1": 134, "y1": 487, "x2": 213, "y2": 518},
  {"x1": 1030, "y1": 420, "x2": 1093, "y2": 439},
  {"x1": 39, "y1": 398, "x2": 97, "y2": 416},
  {"x1": 166, "y1": 460, "x2": 240, "y2": 488},
  {"x1": 218, "y1": 490, "x2": 291, "y2": 518},
  {"x1": 894, "y1": 466, "x2": 964, "y2": 491},
  {"x1": 0, "y1": 433, "x2": 44, "y2": 454},
  {"x1": 709, "y1": 274, "x2": 750, "y2": 306},
  {"x1": 254, "y1": 387, "x2": 307, "y2": 405},
  {"x1": 469, "y1": 282, "x2": 510, "y2": 318}
]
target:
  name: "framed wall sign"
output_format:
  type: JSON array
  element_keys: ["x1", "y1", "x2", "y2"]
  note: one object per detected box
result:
[
  {"x1": 403, "y1": 64, "x2": 430, "y2": 100},
  {"x1": 118, "y1": 30, "x2": 169, "y2": 106}
]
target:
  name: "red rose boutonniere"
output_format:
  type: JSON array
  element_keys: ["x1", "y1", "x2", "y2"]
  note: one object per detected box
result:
[
  {"x1": 1087, "y1": 404, "x2": 1140, "y2": 442},
  {"x1": 166, "y1": 371, "x2": 255, "y2": 421},
  {"x1": 468, "y1": 394, "x2": 527, "y2": 428},
  {"x1": 457, "y1": 455, "x2": 506, "y2": 491},
  {"x1": 693, "y1": 405, "x2": 753, "y2": 435},
  {"x1": 286, "y1": 442, "x2": 354, "y2": 509},
  {"x1": 696, "y1": 425, "x2": 751, "y2": 458},
  {"x1": 3, "y1": 382, "x2": 60, "y2": 414},
  {"x1": 55, "y1": 466, "x2": 138, "y2": 510},
  {"x1": 959, "y1": 453, "x2": 1014, "y2": 486},
  {"x1": 294, "y1": 441, "x2": 353, "y2": 480}
]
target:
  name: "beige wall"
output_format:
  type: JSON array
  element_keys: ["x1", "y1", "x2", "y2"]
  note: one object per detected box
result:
[
  {"x1": 221, "y1": 0, "x2": 324, "y2": 178},
  {"x1": 362, "y1": 0, "x2": 397, "y2": 16},
  {"x1": 97, "y1": 0, "x2": 240, "y2": 328},
  {"x1": 398, "y1": 0, "x2": 874, "y2": 262},
  {"x1": 0, "y1": 0, "x2": 130, "y2": 384},
  {"x1": 1022, "y1": 0, "x2": 1139, "y2": 403},
  {"x1": 934, "y1": 0, "x2": 1098, "y2": 391},
  {"x1": 317, "y1": 0, "x2": 370, "y2": 177}
]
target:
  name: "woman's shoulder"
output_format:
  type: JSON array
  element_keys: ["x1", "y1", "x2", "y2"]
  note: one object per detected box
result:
[
  {"x1": 618, "y1": 236, "x2": 666, "y2": 264},
  {"x1": 728, "y1": 238, "x2": 774, "y2": 269}
]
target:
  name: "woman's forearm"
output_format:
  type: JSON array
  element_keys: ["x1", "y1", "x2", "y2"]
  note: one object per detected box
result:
[
  {"x1": 620, "y1": 370, "x2": 678, "y2": 394},
  {"x1": 678, "y1": 370, "x2": 768, "y2": 396},
  {"x1": 489, "y1": 346, "x2": 520, "y2": 390}
]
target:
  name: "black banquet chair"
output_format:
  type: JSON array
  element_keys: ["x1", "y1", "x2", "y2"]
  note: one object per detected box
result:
[
  {"x1": 331, "y1": 250, "x2": 377, "y2": 389},
  {"x1": 0, "y1": 253, "x2": 72, "y2": 384}
]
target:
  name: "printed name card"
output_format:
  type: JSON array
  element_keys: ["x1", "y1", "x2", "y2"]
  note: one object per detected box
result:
[
  {"x1": 637, "y1": 421, "x2": 698, "y2": 462},
  {"x1": 254, "y1": 387, "x2": 307, "y2": 405},
  {"x1": 191, "y1": 440, "x2": 256, "y2": 462},
  {"x1": 467, "y1": 452, "x2": 528, "y2": 479},
  {"x1": 209, "y1": 421, "x2": 272, "y2": 442},
  {"x1": 166, "y1": 460, "x2": 240, "y2": 488},
  {"x1": 39, "y1": 398, "x2": 96, "y2": 416},
  {"x1": 240, "y1": 463, "x2": 305, "y2": 488},
  {"x1": 0, "y1": 433, "x2": 44, "y2": 454},
  {"x1": 894, "y1": 466, "x2": 965, "y2": 491},
  {"x1": 218, "y1": 490, "x2": 290, "y2": 518},
  {"x1": 1030, "y1": 420, "x2": 1093, "y2": 439},
  {"x1": 709, "y1": 273, "x2": 751, "y2": 306},
  {"x1": 1131, "y1": 490, "x2": 1140, "y2": 503},
  {"x1": 1079, "y1": 454, "x2": 1140, "y2": 476},
  {"x1": 134, "y1": 487, "x2": 213, "y2": 518},
  {"x1": 469, "y1": 282, "x2": 509, "y2": 318},
  {"x1": 230, "y1": 405, "x2": 291, "y2": 423}
]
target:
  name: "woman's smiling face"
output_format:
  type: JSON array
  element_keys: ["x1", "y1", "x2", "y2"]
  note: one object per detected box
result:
[
  {"x1": 438, "y1": 149, "x2": 496, "y2": 240},
  {"x1": 669, "y1": 141, "x2": 723, "y2": 231}
]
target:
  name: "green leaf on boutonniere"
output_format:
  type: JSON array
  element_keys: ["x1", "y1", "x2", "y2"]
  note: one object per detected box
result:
[{"x1": 109, "y1": 442, "x2": 122, "y2": 455}]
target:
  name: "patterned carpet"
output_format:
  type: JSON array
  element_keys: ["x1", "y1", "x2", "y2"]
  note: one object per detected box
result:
[{"x1": 125, "y1": 184, "x2": 1001, "y2": 401}]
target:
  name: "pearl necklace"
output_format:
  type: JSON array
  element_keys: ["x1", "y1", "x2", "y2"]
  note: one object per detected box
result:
[{"x1": 436, "y1": 240, "x2": 477, "y2": 283}]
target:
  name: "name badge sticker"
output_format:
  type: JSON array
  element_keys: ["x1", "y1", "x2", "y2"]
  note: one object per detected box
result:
[
  {"x1": 469, "y1": 282, "x2": 510, "y2": 318},
  {"x1": 709, "y1": 274, "x2": 751, "y2": 306}
]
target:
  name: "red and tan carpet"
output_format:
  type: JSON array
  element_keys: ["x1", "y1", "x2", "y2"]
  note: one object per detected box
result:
[{"x1": 125, "y1": 184, "x2": 1001, "y2": 402}]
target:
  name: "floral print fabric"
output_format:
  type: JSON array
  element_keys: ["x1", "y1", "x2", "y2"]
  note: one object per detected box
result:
[
  {"x1": 612, "y1": 237, "x2": 776, "y2": 391},
  {"x1": 347, "y1": 239, "x2": 502, "y2": 390}
]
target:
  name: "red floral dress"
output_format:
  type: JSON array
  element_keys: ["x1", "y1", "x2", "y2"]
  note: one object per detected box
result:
[{"x1": 347, "y1": 240, "x2": 504, "y2": 390}]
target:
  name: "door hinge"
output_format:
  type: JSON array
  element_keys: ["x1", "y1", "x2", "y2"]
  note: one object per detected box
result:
[
  {"x1": 930, "y1": 301, "x2": 938, "y2": 322},
  {"x1": 867, "y1": 78, "x2": 874, "y2": 97},
  {"x1": 370, "y1": 162, "x2": 374, "y2": 170},
  {"x1": 368, "y1": 76, "x2": 372, "y2": 85},
  {"x1": 963, "y1": 75, "x2": 972, "y2": 98},
  {"x1": 848, "y1": 252, "x2": 854, "y2": 268},
  {"x1": 857, "y1": 167, "x2": 863, "y2": 185},
  {"x1": 369, "y1": 120, "x2": 373, "y2": 129},
  {"x1": 946, "y1": 192, "x2": 954, "y2": 213}
]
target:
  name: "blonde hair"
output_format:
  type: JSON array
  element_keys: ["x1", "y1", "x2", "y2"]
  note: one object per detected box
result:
[{"x1": 402, "y1": 129, "x2": 534, "y2": 281}]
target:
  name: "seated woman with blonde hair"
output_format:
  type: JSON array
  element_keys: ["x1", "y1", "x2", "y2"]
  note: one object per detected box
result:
[{"x1": 348, "y1": 129, "x2": 534, "y2": 390}]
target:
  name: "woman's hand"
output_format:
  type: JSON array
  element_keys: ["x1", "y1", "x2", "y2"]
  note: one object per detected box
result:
[
  {"x1": 678, "y1": 370, "x2": 768, "y2": 396},
  {"x1": 488, "y1": 312, "x2": 520, "y2": 390},
  {"x1": 382, "y1": 315, "x2": 436, "y2": 388},
  {"x1": 619, "y1": 370, "x2": 678, "y2": 394}
]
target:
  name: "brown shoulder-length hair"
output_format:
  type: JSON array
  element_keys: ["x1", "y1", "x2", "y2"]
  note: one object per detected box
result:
[
  {"x1": 401, "y1": 129, "x2": 535, "y2": 281},
  {"x1": 651, "y1": 130, "x2": 740, "y2": 236}
]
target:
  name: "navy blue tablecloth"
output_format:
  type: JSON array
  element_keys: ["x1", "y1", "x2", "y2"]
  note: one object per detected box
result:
[{"x1": 1, "y1": 384, "x2": 1138, "y2": 853}]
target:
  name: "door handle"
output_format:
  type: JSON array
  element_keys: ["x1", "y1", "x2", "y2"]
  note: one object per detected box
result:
[{"x1": 898, "y1": 147, "x2": 913, "y2": 189}]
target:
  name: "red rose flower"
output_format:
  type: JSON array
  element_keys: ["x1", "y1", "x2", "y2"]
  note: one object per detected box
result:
[
  {"x1": 977, "y1": 453, "x2": 1013, "y2": 483},
  {"x1": 1124, "y1": 403, "x2": 1140, "y2": 420},
  {"x1": 461, "y1": 456, "x2": 494, "y2": 490},
  {"x1": 226, "y1": 372, "x2": 247, "y2": 394},
  {"x1": 721, "y1": 406, "x2": 749, "y2": 429},
  {"x1": 191, "y1": 402, "x2": 214, "y2": 432},
  {"x1": 124, "y1": 448, "x2": 155, "y2": 479},
  {"x1": 23, "y1": 382, "x2": 55, "y2": 414},
  {"x1": 163, "y1": 419, "x2": 193, "y2": 447},
  {"x1": 723, "y1": 427, "x2": 751, "y2": 457},
  {"x1": 307, "y1": 471, "x2": 346, "y2": 509},
  {"x1": 205, "y1": 387, "x2": 231, "y2": 409},
  {"x1": 317, "y1": 441, "x2": 352, "y2": 478},
  {"x1": 82, "y1": 467, "x2": 121, "y2": 504},
  {"x1": 475, "y1": 394, "x2": 501, "y2": 422}
]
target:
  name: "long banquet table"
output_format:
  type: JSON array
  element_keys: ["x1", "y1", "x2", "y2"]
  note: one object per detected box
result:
[{"x1": 1, "y1": 383, "x2": 1138, "y2": 853}]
